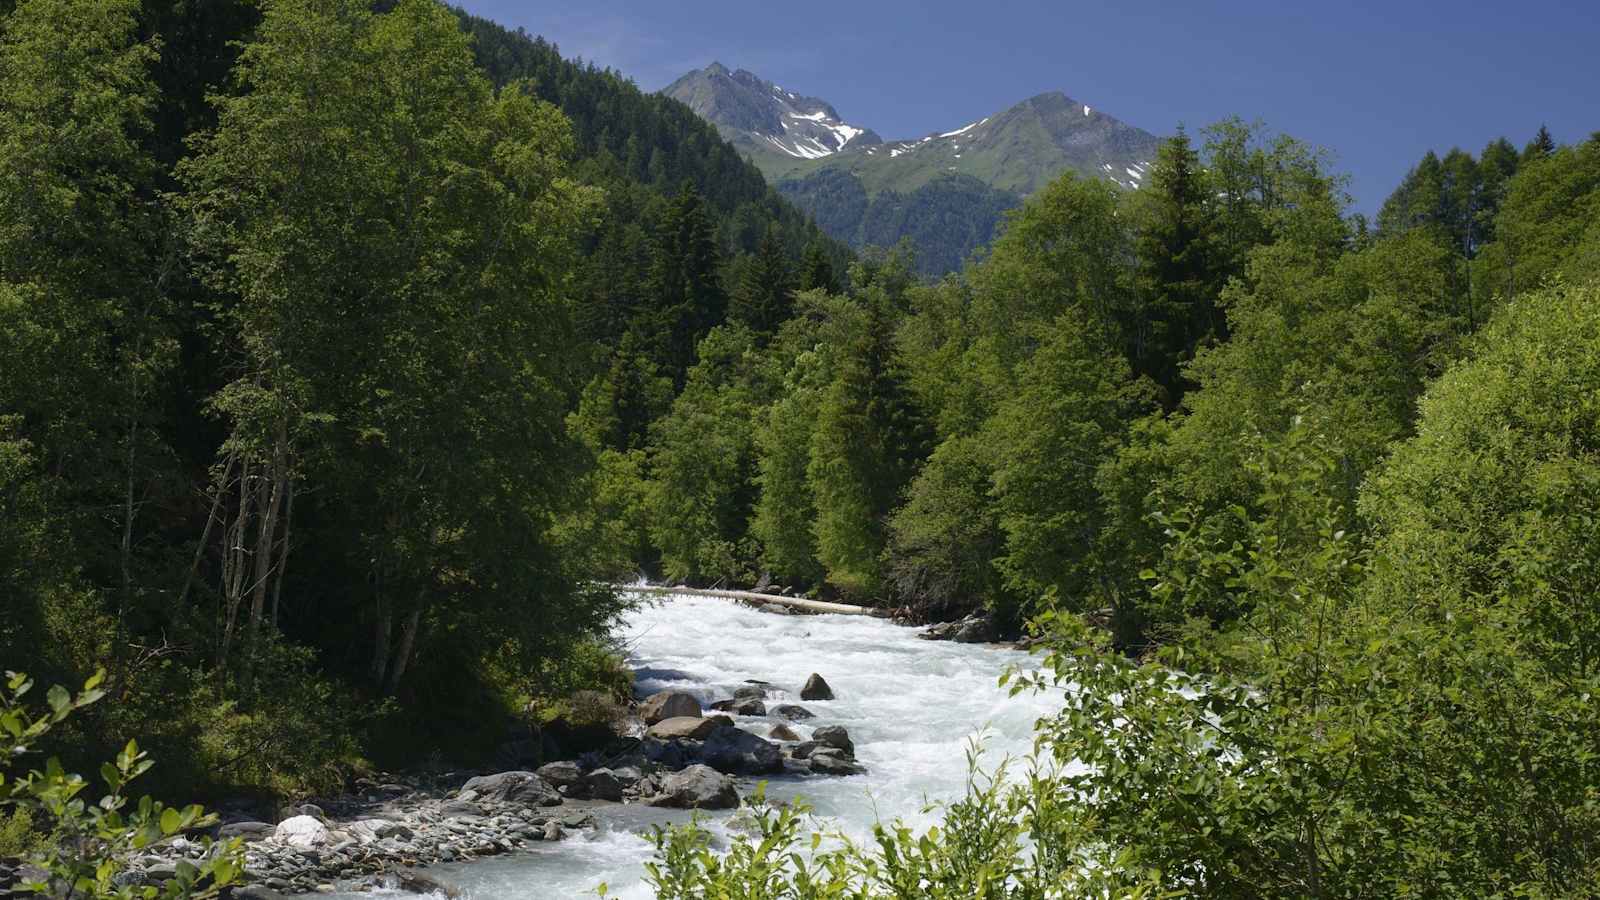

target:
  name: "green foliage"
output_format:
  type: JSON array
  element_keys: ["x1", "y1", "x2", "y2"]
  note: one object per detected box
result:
[
  {"x1": 987, "y1": 314, "x2": 1137, "y2": 624},
  {"x1": 750, "y1": 325, "x2": 828, "y2": 585},
  {"x1": 1361, "y1": 278, "x2": 1600, "y2": 625},
  {"x1": 730, "y1": 225, "x2": 797, "y2": 337},
  {"x1": 804, "y1": 262, "x2": 931, "y2": 595},
  {"x1": 0, "y1": 806, "x2": 39, "y2": 858},
  {"x1": 1, "y1": 670, "x2": 245, "y2": 898},
  {"x1": 638, "y1": 762, "x2": 1170, "y2": 899},
  {"x1": 646, "y1": 326, "x2": 772, "y2": 583},
  {"x1": 1129, "y1": 129, "x2": 1228, "y2": 405},
  {"x1": 1476, "y1": 139, "x2": 1600, "y2": 300},
  {"x1": 885, "y1": 435, "x2": 1007, "y2": 619}
]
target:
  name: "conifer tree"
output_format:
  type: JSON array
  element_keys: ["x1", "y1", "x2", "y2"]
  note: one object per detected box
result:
[
  {"x1": 1522, "y1": 124, "x2": 1556, "y2": 162},
  {"x1": 799, "y1": 238, "x2": 841, "y2": 294},
  {"x1": 645, "y1": 182, "x2": 725, "y2": 381},
  {"x1": 1131, "y1": 129, "x2": 1223, "y2": 407},
  {"x1": 730, "y1": 225, "x2": 794, "y2": 337}
]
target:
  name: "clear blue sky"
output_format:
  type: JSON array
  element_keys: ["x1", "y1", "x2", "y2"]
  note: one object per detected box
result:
[{"x1": 458, "y1": 0, "x2": 1598, "y2": 215}]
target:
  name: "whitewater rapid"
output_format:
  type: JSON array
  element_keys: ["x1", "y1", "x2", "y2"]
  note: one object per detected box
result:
[{"x1": 342, "y1": 591, "x2": 1062, "y2": 898}]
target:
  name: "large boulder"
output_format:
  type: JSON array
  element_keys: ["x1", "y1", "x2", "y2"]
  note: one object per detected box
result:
[
  {"x1": 642, "y1": 737, "x2": 695, "y2": 770},
  {"x1": 733, "y1": 684, "x2": 768, "y2": 700},
  {"x1": 728, "y1": 698, "x2": 767, "y2": 716},
  {"x1": 272, "y1": 815, "x2": 331, "y2": 849},
  {"x1": 536, "y1": 760, "x2": 585, "y2": 792},
  {"x1": 639, "y1": 691, "x2": 701, "y2": 724},
  {"x1": 582, "y1": 768, "x2": 625, "y2": 802},
  {"x1": 800, "y1": 673, "x2": 834, "y2": 701},
  {"x1": 459, "y1": 771, "x2": 562, "y2": 807},
  {"x1": 812, "y1": 725, "x2": 855, "y2": 757},
  {"x1": 648, "y1": 716, "x2": 721, "y2": 740},
  {"x1": 645, "y1": 765, "x2": 740, "y2": 810},
  {"x1": 699, "y1": 726, "x2": 783, "y2": 775},
  {"x1": 954, "y1": 615, "x2": 996, "y2": 643},
  {"x1": 773, "y1": 704, "x2": 814, "y2": 721}
]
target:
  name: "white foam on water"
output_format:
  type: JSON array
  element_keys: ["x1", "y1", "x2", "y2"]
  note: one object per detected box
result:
[{"x1": 328, "y1": 592, "x2": 1061, "y2": 899}]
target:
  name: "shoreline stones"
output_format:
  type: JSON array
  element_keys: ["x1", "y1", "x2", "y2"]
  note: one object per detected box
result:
[
  {"x1": 648, "y1": 716, "x2": 721, "y2": 740},
  {"x1": 639, "y1": 690, "x2": 701, "y2": 724},
  {"x1": 644, "y1": 765, "x2": 740, "y2": 810},
  {"x1": 919, "y1": 613, "x2": 996, "y2": 644},
  {"x1": 119, "y1": 669, "x2": 868, "y2": 896}
]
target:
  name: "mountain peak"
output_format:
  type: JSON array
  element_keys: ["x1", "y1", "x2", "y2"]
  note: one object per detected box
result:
[{"x1": 662, "y1": 64, "x2": 879, "y2": 160}]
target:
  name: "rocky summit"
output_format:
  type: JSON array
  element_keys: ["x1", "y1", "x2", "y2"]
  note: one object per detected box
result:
[{"x1": 662, "y1": 63, "x2": 1161, "y2": 274}]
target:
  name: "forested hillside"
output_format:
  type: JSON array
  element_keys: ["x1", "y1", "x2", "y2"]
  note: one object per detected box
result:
[
  {"x1": 0, "y1": 0, "x2": 845, "y2": 799},
  {"x1": 3, "y1": 0, "x2": 1599, "y2": 893},
  {"x1": 632, "y1": 125, "x2": 1600, "y2": 897}
]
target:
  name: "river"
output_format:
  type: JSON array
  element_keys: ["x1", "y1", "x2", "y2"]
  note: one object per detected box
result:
[{"x1": 339, "y1": 590, "x2": 1061, "y2": 898}]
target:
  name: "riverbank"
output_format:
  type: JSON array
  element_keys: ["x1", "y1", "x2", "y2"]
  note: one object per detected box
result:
[
  {"x1": 85, "y1": 590, "x2": 1039, "y2": 898},
  {"x1": 116, "y1": 666, "x2": 873, "y2": 895}
]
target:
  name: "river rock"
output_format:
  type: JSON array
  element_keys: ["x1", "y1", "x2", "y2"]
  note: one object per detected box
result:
[
  {"x1": 954, "y1": 615, "x2": 996, "y2": 643},
  {"x1": 769, "y1": 723, "x2": 801, "y2": 741},
  {"x1": 639, "y1": 691, "x2": 701, "y2": 724},
  {"x1": 582, "y1": 768, "x2": 625, "y2": 802},
  {"x1": 459, "y1": 771, "x2": 562, "y2": 806},
  {"x1": 536, "y1": 760, "x2": 585, "y2": 793},
  {"x1": 396, "y1": 868, "x2": 463, "y2": 898},
  {"x1": 812, "y1": 725, "x2": 855, "y2": 757},
  {"x1": 273, "y1": 815, "x2": 332, "y2": 849},
  {"x1": 437, "y1": 798, "x2": 484, "y2": 818},
  {"x1": 229, "y1": 887, "x2": 289, "y2": 900},
  {"x1": 733, "y1": 684, "x2": 768, "y2": 700},
  {"x1": 728, "y1": 698, "x2": 767, "y2": 716},
  {"x1": 772, "y1": 704, "x2": 814, "y2": 720},
  {"x1": 645, "y1": 765, "x2": 740, "y2": 810},
  {"x1": 344, "y1": 818, "x2": 411, "y2": 844},
  {"x1": 760, "y1": 602, "x2": 794, "y2": 615},
  {"x1": 642, "y1": 737, "x2": 695, "y2": 769},
  {"x1": 649, "y1": 716, "x2": 721, "y2": 740},
  {"x1": 699, "y1": 726, "x2": 783, "y2": 775},
  {"x1": 790, "y1": 740, "x2": 821, "y2": 759},
  {"x1": 800, "y1": 673, "x2": 834, "y2": 701},
  {"x1": 808, "y1": 750, "x2": 867, "y2": 776},
  {"x1": 708, "y1": 699, "x2": 735, "y2": 712},
  {"x1": 218, "y1": 821, "x2": 275, "y2": 841}
]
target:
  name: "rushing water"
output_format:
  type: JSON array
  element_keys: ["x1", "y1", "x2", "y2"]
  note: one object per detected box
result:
[{"x1": 340, "y1": 591, "x2": 1062, "y2": 899}]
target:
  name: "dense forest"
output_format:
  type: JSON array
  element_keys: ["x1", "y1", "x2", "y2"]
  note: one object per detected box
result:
[
  {"x1": 0, "y1": 0, "x2": 844, "y2": 802},
  {"x1": 3, "y1": 0, "x2": 1600, "y2": 894}
]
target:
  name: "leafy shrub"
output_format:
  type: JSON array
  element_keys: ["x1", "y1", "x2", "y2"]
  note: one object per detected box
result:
[{"x1": 1, "y1": 670, "x2": 245, "y2": 898}]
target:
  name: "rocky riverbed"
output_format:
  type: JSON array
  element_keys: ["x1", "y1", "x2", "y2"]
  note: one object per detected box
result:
[
  {"x1": 93, "y1": 667, "x2": 868, "y2": 898},
  {"x1": 1, "y1": 592, "x2": 1040, "y2": 900}
]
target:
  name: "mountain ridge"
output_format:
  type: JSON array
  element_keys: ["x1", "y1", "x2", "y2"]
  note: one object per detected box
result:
[{"x1": 662, "y1": 64, "x2": 1163, "y2": 274}]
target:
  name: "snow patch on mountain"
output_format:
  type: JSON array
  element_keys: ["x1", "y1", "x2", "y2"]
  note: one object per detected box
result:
[{"x1": 939, "y1": 118, "x2": 987, "y2": 138}]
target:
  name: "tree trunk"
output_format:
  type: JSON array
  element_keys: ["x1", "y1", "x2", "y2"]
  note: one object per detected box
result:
[
  {"x1": 180, "y1": 452, "x2": 235, "y2": 611},
  {"x1": 119, "y1": 418, "x2": 137, "y2": 635},
  {"x1": 370, "y1": 592, "x2": 391, "y2": 690},
  {"x1": 271, "y1": 477, "x2": 294, "y2": 628},
  {"x1": 247, "y1": 431, "x2": 288, "y2": 643},
  {"x1": 219, "y1": 456, "x2": 254, "y2": 670},
  {"x1": 385, "y1": 603, "x2": 424, "y2": 696}
]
